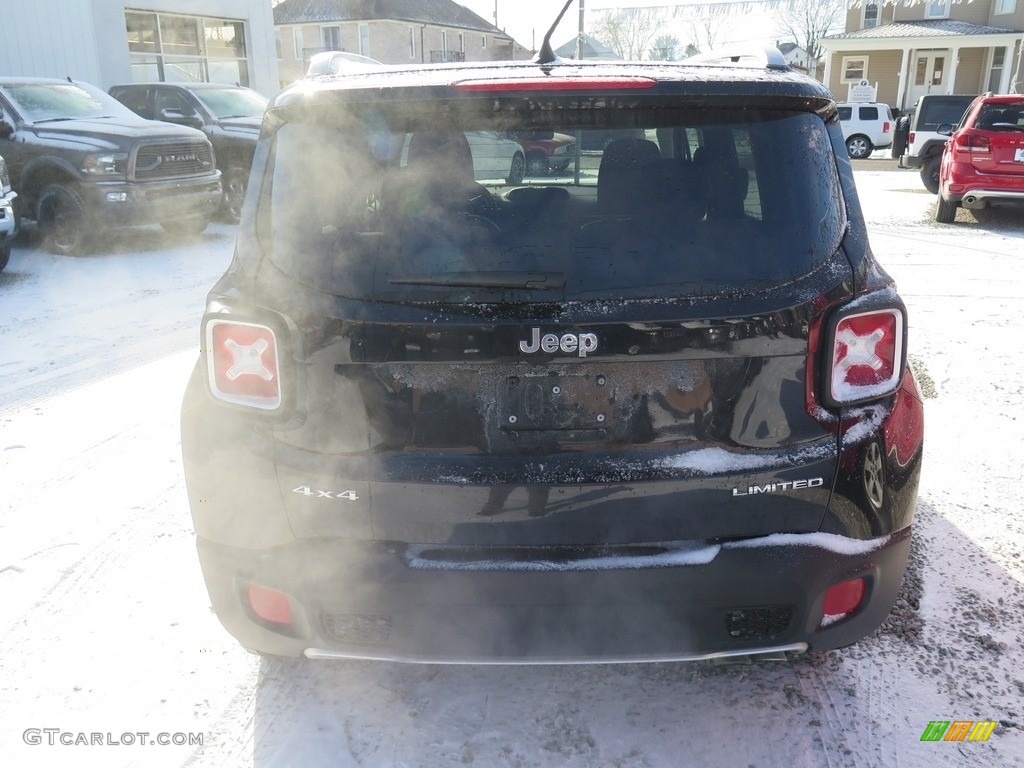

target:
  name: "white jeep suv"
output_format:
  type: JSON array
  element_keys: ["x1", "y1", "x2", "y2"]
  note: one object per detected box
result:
[{"x1": 837, "y1": 101, "x2": 893, "y2": 159}]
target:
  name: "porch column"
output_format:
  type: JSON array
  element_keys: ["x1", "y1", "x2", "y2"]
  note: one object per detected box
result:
[
  {"x1": 947, "y1": 46, "x2": 960, "y2": 94},
  {"x1": 822, "y1": 51, "x2": 833, "y2": 92},
  {"x1": 999, "y1": 45, "x2": 1013, "y2": 93},
  {"x1": 895, "y1": 46, "x2": 910, "y2": 112}
]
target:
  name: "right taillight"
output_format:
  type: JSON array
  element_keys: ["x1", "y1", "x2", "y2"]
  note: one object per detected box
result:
[
  {"x1": 823, "y1": 303, "x2": 905, "y2": 407},
  {"x1": 205, "y1": 319, "x2": 282, "y2": 410}
]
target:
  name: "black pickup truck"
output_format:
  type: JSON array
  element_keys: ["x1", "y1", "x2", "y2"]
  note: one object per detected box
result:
[
  {"x1": 0, "y1": 77, "x2": 222, "y2": 254},
  {"x1": 109, "y1": 82, "x2": 266, "y2": 223}
]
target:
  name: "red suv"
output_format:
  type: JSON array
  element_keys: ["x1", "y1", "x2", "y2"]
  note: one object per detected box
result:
[{"x1": 935, "y1": 94, "x2": 1024, "y2": 223}]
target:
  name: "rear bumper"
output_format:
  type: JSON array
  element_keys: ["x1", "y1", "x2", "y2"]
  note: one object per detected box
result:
[
  {"x1": 196, "y1": 526, "x2": 912, "y2": 662},
  {"x1": 954, "y1": 188, "x2": 1024, "y2": 209}
]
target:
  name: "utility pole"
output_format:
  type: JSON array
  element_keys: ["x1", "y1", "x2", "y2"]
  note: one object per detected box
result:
[{"x1": 577, "y1": 0, "x2": 585, "y2": 60}]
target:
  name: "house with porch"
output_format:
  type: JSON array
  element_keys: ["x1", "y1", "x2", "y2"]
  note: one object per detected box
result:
[
  {"x1": 272, "y1": 0, "x2": 529, "y2": 86},
  {"x1": 819, "y1": 0, "x2": 1023, "y2": 114}
]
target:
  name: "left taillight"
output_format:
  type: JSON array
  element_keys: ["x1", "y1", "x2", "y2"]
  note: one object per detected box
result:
[
  {"x1": 823, "y1": 303, "x2": 905, "y2": 407},
  {"x1": 954, "y1": 130, "x2": 991, "y2": 154},
  {"x1": 205, "y1": 319, "x2": 282, "y2": 410}
]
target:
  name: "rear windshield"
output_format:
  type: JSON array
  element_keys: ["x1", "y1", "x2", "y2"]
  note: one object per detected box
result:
[
  {"x1": 259, "y1": 101, "x2": 845, "y2": 302},
  {"x1": 917, "y1": 98, "x2": 973, "y2": 131}
]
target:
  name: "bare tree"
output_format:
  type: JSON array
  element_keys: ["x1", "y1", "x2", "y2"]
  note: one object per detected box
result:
[
  {"x1": 662, "y1": 5, "x2": 728, "y2": 54},
  {"x1": 773, "y1": 0, "x2": 848, "y2": 77},
  {"x1": 684, "y1": 15, "x2": 725, "y2": 53},
  {"x1": 590, "y1": 8, "x2": 663, "y2": 61}
]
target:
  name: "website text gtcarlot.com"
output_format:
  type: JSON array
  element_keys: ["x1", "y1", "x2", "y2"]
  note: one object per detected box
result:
[{"x1": 23, "y1": 729, "x2": 204, "y2": 747}]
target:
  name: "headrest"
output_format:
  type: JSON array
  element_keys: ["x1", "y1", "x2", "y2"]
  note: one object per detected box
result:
[
  {"x1": 598, "y1": 137, "x2": 661, "y2": 209},
  {"x1": 407, "y1": 132, "x2": 474, "y2": 183}
]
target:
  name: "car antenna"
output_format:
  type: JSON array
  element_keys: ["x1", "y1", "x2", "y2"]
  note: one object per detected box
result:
[{"x1": 533, "y1": 0, "x2": 575, "y2": 66}]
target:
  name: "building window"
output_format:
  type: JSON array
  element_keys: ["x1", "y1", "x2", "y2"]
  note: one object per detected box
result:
[
  {"x1": 358, "y1": 23, "x2": 370, "y2": 57},
  {"x1": 125, "y1": 10, "x2": 249, "y2": 86},
  {"x1": 275, "y1": 29, "x2": 282, "y2": 59},
  {"x1": 994, "y1": 0, "x2": 1016, "y2": 13},
  {"x1": 321, "y1": 26, "x2": 340, "y2": 51},
  {"x1": 924, "y1": 0, "x2": 950, "y2": 19},
  {"x1": 841, "y1": 56, "x2": 868, "y2": 83},
  {"x1": 862, "y1": 3, "x2": 879, "y2": 29},
  {"x1": 459, "y1": 33, "x2": 465, "y2": 53},
  {"x1": 988, "y1": 47, "x2": 1007, "y2": 92},
  {"x1": 409, "y1": 26, "x2": 416, "y2": 58},
  {"x1": 293, "y1": 27, "x2": 303, "y2": 60},
  {"x1": 482, "y1": 35, "x2": 487, "y2": 49},
  {"x1": 442, "y1": 30, "x2": 448, "y2": 54}
]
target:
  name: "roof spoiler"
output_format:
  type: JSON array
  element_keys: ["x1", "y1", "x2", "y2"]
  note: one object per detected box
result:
[{"x1": 686, "y1": 45, "x2": 790, "y2": 72}]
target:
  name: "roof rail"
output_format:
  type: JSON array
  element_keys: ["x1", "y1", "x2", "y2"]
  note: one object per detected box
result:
[{"x1": 685, "y1": 45, "x2": 789, "y2": 71}]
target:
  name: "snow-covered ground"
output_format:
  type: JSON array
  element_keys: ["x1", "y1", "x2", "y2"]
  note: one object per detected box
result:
[{"x1": 1, "y1": 167, "x2": 1022, "y2": 767}]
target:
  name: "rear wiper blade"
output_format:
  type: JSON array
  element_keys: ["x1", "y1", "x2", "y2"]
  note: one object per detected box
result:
[{"x1": 390, "y1": 271, "x2": 566, "y2": 289}]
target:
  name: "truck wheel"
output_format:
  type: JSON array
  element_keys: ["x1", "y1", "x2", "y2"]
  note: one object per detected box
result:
[
  {"x1": 506, "y1": 154, "x2": 525, "y2": 185},
  {"x1": 161, "y1": 216, "x2": 211, "y2": 236},
  {"x1": 845, "y1": 135, "x2": 872, "y2": 159},
  {"x1": 935, "y1": 196, "x2": 957, "y2": 224},
  {"x1": 526, "y1": 154, "x2": 549, "y2": 177},
  {"x1": 220, "y1": 167, "x2": 249, "y2": 223},
  {"x1": 37, "y1": 183, "x2": 89, "y2": 255},
  {"x1": 0, "y1": 244, "x2": 9, "y2": 272},
  {"x1": 921, "y1": 156, "x2": 940, "y2": 195}
]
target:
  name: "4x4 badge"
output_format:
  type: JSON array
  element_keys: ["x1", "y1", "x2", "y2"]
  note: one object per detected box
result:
[
  {"x1": 519, "y1": 327, "x2": 598, "y2": 358},
  {"x1": 292, "y1": 485, "x2": 359, "y2": 501}
]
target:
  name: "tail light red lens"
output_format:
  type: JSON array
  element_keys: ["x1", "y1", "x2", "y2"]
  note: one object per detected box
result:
[
  {"x1": 247, "y1": 585, "x2": 293, "y2": 625},
  {"x1": 822, "y1": 577, "x2": 866, "y2": 624},
  {"x1": 206, "y1": 320, "x2": 281, "y2": 410},
  {"x1": 907, "y1": 131, "x2": 915, "y2": 143},
  {"x1": 825, "y1": 307, "x2": 904, "y2": 406},
  {"x1": 883, "y1": 121, "x2": 890, "y2": 133},
  {"x1": 954, "y1": 131, "x2": 990, "y2": 153}
]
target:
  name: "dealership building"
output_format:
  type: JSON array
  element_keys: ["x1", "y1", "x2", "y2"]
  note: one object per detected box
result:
[{"x1": 0, "y1": 0, "x2": 279, "y2": 96}]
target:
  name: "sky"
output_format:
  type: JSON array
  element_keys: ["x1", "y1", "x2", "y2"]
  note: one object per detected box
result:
[{"x1": 456, "y1": 0, "x2": 784, "y2": 54}]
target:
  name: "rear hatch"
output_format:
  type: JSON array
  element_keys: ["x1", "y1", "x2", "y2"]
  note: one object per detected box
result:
[
  {"x1": 967, "y1": 102, "x2": 1024, "y2": 179},
  {"x1": 245, "y1": 70, "x2": 852, "y2": 547}
]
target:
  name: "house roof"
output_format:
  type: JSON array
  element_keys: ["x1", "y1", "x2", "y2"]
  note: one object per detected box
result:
[
  {"x1": 777, "y1": 42, "x2": 800, "y2": 55},
  {"x1": 553, "y1": 34, "x2": 620, "y2": 60},
  {"x1": 273, "y1": 0, "x2": 503, "y2": 36},
  {"x1": 824, "y1": 19, "x2": 1022, "y2": 41}
]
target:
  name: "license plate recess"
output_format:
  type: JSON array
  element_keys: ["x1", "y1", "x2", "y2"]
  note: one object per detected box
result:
[{"x1": 501, "y1": 373, "x2": 612, "y2": 433}]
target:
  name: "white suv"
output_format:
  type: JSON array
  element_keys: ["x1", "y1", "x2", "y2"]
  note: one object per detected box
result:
[{"x1": 837, "y1": 102, "x2": 893, "y2": 159}]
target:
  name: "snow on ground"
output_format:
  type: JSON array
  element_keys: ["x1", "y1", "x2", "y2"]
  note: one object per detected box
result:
[{"x1": 0, "y1": 167, "x2": 1023, "y2": 767}]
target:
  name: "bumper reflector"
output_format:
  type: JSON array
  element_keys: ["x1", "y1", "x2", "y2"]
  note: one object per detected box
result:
[
  {"x1": 821, "y1": 577, "x2": 866, "y2": 624},
  {"x1": 247, "y1": 585, "x2": 293, "y2": 625}
]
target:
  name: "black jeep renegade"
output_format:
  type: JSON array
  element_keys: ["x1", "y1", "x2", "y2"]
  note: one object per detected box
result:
[{"x1": 181, "y1": 34, "x2": 923, "y2": 663}]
